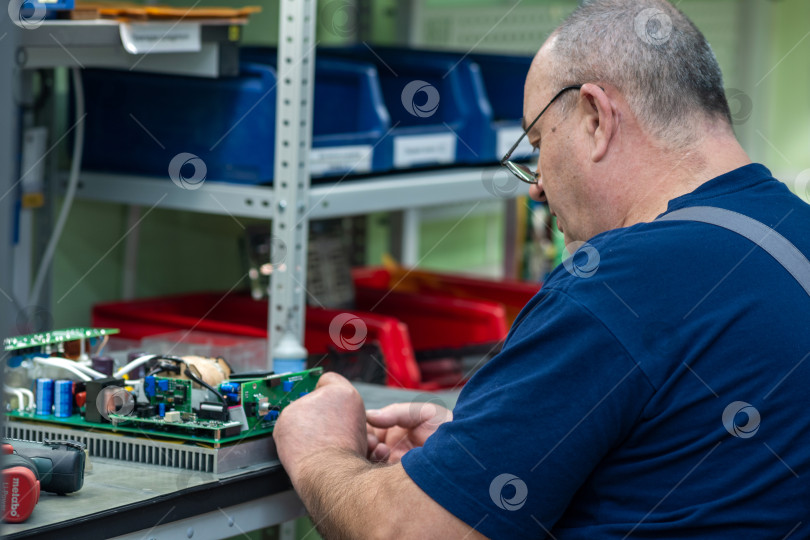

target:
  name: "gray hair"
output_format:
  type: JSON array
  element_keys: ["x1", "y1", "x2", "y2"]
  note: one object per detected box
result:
[{"x1": 549, "y1": 0, "x2": 732, "y2": 146}]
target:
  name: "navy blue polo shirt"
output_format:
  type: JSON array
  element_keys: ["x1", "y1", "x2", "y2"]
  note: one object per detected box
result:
[{"x1": 402, "y1": 164, "x2": 810, "y2": 539}]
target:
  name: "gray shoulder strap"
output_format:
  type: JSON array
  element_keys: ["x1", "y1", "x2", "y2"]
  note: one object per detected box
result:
[{"x1": 656, "y1": 206, "x2": 810, "y2": 297}]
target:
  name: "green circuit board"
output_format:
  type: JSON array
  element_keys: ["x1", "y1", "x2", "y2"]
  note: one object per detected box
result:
[
  {"x1": 108, "y1": 413, "x2": 243, "y2": 437},
  {"x1": 4, "y1": 328, "x2": 119, "y2": 351},
  {"x1": 4, "y1": 368, "x2": 323, "y2": 445},
  {"x1": 146, "y1": 376, "x2": 192, "y2": 413},
  {"x1": 236, "y1": 370, "x2": 320, "y2": 419},
  {"x1": 5, "y1": 411, "x2": 246, "y2": 444}
]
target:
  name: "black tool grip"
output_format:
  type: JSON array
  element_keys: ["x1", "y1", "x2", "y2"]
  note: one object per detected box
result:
[{"x1": 2, "y1": 439, "x2": 86, "y2": 494}]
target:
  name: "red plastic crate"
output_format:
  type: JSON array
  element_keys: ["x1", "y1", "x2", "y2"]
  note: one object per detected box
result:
[
  {"x1": 92, "y1": 292, "x2": 422, "y2": 389},
  {"x1": 353, "y1": 266, "x2": 541, "y2": 326},
  {"x1": 353, "y1": 287, "x2": 508, "y2": 353}
]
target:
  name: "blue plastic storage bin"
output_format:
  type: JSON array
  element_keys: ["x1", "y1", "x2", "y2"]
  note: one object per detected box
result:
[
  {"x1": 470, "y1": 53, "x2": 535, "y2": 161},
  {"x1": 82, "y1": 63, "x2": 277, "y2": 185},
  {"x1": 241, "y1": 48, "x2": 393, "y2": 178},
  {"x1": 19, "y1": 0, "x2": 73, "y2": 18},
  {"x1": 320, "y1": 47, "x2": 495, "y2": 168}
]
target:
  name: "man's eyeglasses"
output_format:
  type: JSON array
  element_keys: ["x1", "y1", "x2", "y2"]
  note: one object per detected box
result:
[{"x1": 500, "y1": 85, "x2": 582, "y2": 185}]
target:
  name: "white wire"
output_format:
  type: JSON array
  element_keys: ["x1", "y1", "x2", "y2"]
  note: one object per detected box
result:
[
  {"x1": 19, "y1": 388, "x2": 34, "y2": 409},
  {"x1": 4, "y1": 386, "x2": 25, "y2": 411},
  {"x1": 29, "y1": 67, "x2": 85, "y2": 306},
  {"x1": 33, "y1": 356, "x2": 92, "y2": 381},
  {"x1": 114, "y1": 354, "x2": 157, "y2": 378},
  {"x1": 29, "y1": 354, "x2": 105, "y2": 379},
  {"x1": 71, "y1": 362, "x2": 107, "y2": 379}
]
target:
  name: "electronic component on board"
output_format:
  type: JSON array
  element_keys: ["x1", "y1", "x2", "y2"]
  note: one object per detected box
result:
[
  {"x1": 54, "y1": 380, "x2": 74, "y2": 418},
  {"x1": 84, "y1": 378, "x2": 125, "y2": 424},
  {"x1": 5, "y1": 329, "x2": 323, "y2": 446},
  {"x1": 198, "y1": 402, "x2": 228, "y2": 422},
  {"x1": 219, "y1": 382, "x2": 240, "y2": 393},
  {"x1": 35, "y1": 379, "x2": 53, "y2": 416}
]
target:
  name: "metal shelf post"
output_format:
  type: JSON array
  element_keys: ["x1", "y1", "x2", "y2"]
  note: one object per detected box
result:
[
  {"x1": 0, "y1": 20, "x2": 21, "y2": 341},
  {"x1": 268, "y1": 0, "x2": 317, "y2": 364}
]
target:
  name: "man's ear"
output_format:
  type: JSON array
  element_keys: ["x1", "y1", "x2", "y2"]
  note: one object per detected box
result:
[{"x1": 579, "y1": 83, "x2": 615, "y2": 163}]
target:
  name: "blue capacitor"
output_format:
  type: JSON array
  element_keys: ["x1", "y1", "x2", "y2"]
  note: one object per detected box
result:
[
  {"x1": 158, "y1": 402, "x2": 165, "y2": 417},
  {"x1": 225, "y1": 393, "x2": 240, "y2": 403},
  {"x1": 54, "y1": 380, "x2": 74, "y2": 418},
  {"x1": 266, "y1": 410, "x2": 280, "y2": 421},
  {"x1": 35, "y1": 378, "x2": 54, "y2": 416},
  {"x1": 157, "y1": 379, "x2": 169, "y2": 392},
  {"x1": 282, "y1": 380, "x2": 294, "y2": 393},
  {"x1": 144, "y1": 375, "x2": 156, "y2": 397},
  {"x1": 220, "y1": 382, "x2": 240, "y2": 393}
]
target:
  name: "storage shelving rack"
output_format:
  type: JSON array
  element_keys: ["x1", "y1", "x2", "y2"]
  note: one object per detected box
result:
[
  {"x1": 0, "y1": 2, "x2": 529, "y2": 368},
  {"x1": 0, "y1": 17, "x2": 20, "y2": 342},
  {"x1": 0, "y1": 14, "x2": 251, "y2": 346}
]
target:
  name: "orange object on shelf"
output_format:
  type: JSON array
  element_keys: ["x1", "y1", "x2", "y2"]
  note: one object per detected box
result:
[{"x1": 73, "y1": 1, "x2": 260, "y2": 21}]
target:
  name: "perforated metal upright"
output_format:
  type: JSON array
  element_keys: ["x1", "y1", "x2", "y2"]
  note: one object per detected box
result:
[
  {"x1": 268, "y1": 0, "x2": 317, "y2": 365},
  {"x1": 0, "y1": 20, "x2": 21, "y2": 341}
]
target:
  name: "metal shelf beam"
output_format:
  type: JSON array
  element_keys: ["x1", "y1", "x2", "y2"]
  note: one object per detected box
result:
[
  {"x1": 71, "y1": 167, "x2": 528, "y2": 219},
  {"x1": 20, "y1": 20, "x2": 240, "y2": 77},
  {"x1": 71, "y1": 173, "x2": 276, "y2": 218},
  {"x1": 307, "y1": 167, "x2": 526, "y2": 218}
]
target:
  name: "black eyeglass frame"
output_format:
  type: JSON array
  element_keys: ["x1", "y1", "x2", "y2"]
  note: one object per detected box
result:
[{"x1": 500, "y1": 85, "x2": 583, "y2": 185}]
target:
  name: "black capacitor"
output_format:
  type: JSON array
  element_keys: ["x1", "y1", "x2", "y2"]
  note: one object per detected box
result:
[
  {"x1": 137, "y1": 405, "x2": 157, "y2": 418},
  {"x1": 91, "y1": 356, "x2": 115, "y2": 377},
  {"x1": 126, "y1": 351, "x2": 148, "y2": 378}
]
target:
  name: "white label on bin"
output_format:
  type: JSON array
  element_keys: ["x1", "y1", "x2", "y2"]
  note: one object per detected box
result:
[
  {"x1": 394, "y1": 134, "x2": 456, "y2": 168},
  {"x1": 120, "y1": 23, "x2": 202, "y2": 55},
  {"x1": 497, "y1": 126, "x2": 536, "y2": 160},
  {"x1": 309, "y1": 145, "x2": 373, "y2": 177}
]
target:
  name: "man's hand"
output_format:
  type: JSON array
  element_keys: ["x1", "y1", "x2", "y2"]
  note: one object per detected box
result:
[
  {"x1": 366, "y1": 401, "x2": 453, "y2": 464},
  {"x1": 273, "y1": 379, "x2": 482, "y2": 539},
  {"x1": 273, "y1": 372, "x2": 367, "y2": 487}
]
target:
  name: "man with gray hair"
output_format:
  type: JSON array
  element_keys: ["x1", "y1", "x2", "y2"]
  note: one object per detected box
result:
[{"x1": 273, "y1": 0, "x2": 810, "y2": 537}]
